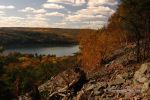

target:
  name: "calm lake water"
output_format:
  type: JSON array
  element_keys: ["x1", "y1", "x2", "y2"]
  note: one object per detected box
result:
[{"x1": 3, "y1": 45, "x2": 80, "y2": 57}]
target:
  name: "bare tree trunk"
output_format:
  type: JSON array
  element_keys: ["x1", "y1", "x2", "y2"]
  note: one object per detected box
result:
[{"x1": 136, "y1": 37, "x2": 140, "y2": 62}]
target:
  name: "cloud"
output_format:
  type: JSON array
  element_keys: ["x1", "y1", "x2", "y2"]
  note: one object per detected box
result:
[
  {"x1": 45, "y1": 0, "x2": 117, "y2": 28},
  {"x1": 0, "y1": 11, "x2": 49, "y2": 27},
  {"x1": 87, "y1": 0, "x2": 118, "y2": 7},
  {"x1": 0, "y1": 16, "x2": 24, "y2": 27},
  {"x1": 33, "y1": 9, "x2": 46, "y2": 13},
  {"x1": 0, "y1": 5, "x2": 15, "y2": 9},
  {"x1": 20, "y1": 7, "x2": 34, "y2": 12},
  {"x1": 51, "y1": 22, "x2": 67, "y2": 28},
  {"x1": 26, "y1": 14, "x2": 47, "y2": 21},
  {"x1": 47, "y1": 0, "x2": 117, "y2": 6},
  {"x1": 66, "y1": 14, "x2": 107, "y2": 22},
  {"x1": 20, "y1": 7, "x2": 46, "y2": 13},
  {"x1": 65, "y1": 5, "x2": 114, "y2": 22},
  {"x1": 76, "y1": 6, "x2": 115, "y2": 16},
  {"x1": 0, "y1": 0, "x2": 119, "y2": 28},
  {"x1": 0, "y1": 15, "x2": 49, "y2": 27},
  {"x1": 46, "y1": 12, "x2": 64, "y2": 17},
  {"x1": 47, "y1": 0, "x2": 85, "y2": 5},
  {"x1": 62, "y1": 0, "x2": 117, "y2": 28},
  {"x1": 43, "y1": 3, "x2": 64, "y2": 9},
  {"x1": 0, "y1": 16, "x2": 24, "y2": 21},
  {"x1": 0, "y1": 11, "x2": 5, "y2": 15}
]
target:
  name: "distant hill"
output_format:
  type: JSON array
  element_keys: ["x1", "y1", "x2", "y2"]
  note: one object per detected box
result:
[{"x1": 0, "y1": 27, "x2": 83, "y2": 47}]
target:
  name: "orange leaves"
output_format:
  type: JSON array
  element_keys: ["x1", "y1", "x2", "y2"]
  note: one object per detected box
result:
[{"x1": 78, "y1": 29, "x2": 121, "y2": 71}]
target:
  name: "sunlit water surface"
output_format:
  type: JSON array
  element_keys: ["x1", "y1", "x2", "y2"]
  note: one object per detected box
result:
[{"x1": 3, "y1": 45, "x2": 79, "y2": 57}]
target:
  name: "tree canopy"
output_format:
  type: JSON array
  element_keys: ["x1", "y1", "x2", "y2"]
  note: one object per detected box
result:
[{"x1": 78, "y1": 0, "x2": 150, "y2": 71}]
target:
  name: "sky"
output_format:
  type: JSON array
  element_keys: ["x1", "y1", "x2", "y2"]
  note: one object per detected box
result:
[{"x1": 0, "y1": 0, "x2": 119, "y2": 29}]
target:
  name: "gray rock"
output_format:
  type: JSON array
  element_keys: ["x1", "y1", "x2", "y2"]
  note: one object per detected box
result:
[
  {"x1": 85, "y1": 84, "x2": 95, "y2": 91},
  {"x1": 39, "y1": 69, "x2": 80, "y2": 93},
  {"x1": 138, "y1": 63, "x2": 149, "y2": 74},
  {"x1": 94, "y1": 96, "x2": 103, "y2": 100},
  {"x1": 134, "y1": 63, "x2": 150, "y2": 84},
  {"x1": 138, "y1": 77, "x2": 148, "y2": 83},
  {"x1": 91, "y1": 82, "x2": 107, "y2": 95},
  {"x1": 142, "y1": 97, "x2": 150, "y2": 100},
  {"x1": 94, "y1": 91, "x2": 102, "y2": 96},
  {"x1": 95, "y1": 82, "x2": 108, "y2": 89},
  {"x1": 142, "y1": 81, "x2": 150, "y2": 92},
  {"x1": 117, "y1": 72, "x2": 128, "y2": 79},
  {"x1": 108, "y1": 77, "x2": 125, "y2": 86}
]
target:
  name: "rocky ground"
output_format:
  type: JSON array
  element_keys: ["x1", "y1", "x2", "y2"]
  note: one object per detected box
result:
[
  {"x1": 36, "y1": 63, "x2": 149, "y2": 100},
  {"x1": 19, "y1": 45, "x2": 150, "y2": 100}
]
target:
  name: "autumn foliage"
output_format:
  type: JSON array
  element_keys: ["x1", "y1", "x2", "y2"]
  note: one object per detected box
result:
[
  {"x1": 78, "y1": 0, "x2": 150, "y2": 71},
  {"x1": 78, "y1": 28, "x2": 122, "y2": 71}
]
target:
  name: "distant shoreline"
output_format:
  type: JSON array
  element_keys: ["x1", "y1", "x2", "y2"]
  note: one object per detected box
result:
[
  {"x1": 3, "y1": 44, "x2": 79, "y2": 57},
  {"x1": 0, "y1": 27, "x2": 82, "y2": 48},
  {"x1": 4, "y1": 42, "x2": 79, "y2": 49}
]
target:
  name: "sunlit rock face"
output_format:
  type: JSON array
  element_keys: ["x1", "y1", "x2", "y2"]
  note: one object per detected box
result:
[
  {"x1": 134, "y1": 63, "x2": 150, "y2": 84},
  {"x1": 39, "y1": 68, "x2": 80, "y2": 93}
]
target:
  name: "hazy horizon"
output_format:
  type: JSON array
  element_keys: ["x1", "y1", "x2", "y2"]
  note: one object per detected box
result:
[{"x1": 0, "y1": 26, "x2": 94, "y2": 29}]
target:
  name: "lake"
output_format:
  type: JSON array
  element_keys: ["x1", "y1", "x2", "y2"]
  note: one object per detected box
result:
[{"x1": 3, "y1": 45, "x2": 80, "y2": 57}]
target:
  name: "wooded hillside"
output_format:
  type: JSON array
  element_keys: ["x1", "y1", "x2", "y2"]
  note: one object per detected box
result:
[
  {"x1": 0, "y1": 27, "x2": 86, "y2": 46},
  {"x1": 78, "y1": 0, "x2": 150, "y2": 70}
]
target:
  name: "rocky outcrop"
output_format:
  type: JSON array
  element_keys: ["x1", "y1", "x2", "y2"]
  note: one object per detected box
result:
[
  {"x1": 72, "y1": 63, "x2": 149, "y2": 100},
  {"x1": 133, "y1": 63, "x2": 150, "y2": 93},
  {"x1": 19, "y1": 63, "x2": 150, "y2": 100},
  {"x1": 134, "y1": 63, "x2": 150, "y2": 84},
  {"x1": 38, "y1": 68, "x2": 87, "y2": 100}
]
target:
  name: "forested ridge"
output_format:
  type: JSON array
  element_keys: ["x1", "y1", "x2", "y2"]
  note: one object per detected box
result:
[{"x1": 0, "y1": 27, "x2": 85, "y2": 46}]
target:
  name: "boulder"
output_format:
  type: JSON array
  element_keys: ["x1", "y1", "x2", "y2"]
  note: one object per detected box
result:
[
  {"x1": 108, "y1": 77, "x2": 125, "y2": 86},
  {"x1": 117, "y1": 72, "x2": 129, "y2": 79},
  {"x1": 39, "y1": 68, "x2": 88, "y2": 100},
  {"x1": 96, "y1": 82, "x2": 108, "y2": 89},
  {"x1": 93, "y1": 82, "x2": 107, "y2": 95},
  {"x1": 134, "y1": 63, "x2": 150, "y2": 84},
  {"x1": 137, "y1": 77, "x2": 148, "y2": 83},
  {"x1": 39, "y1": 69, "x2": 80, "y2": 93},
  {"x1": 85, "y1": 84, "x2": 95, "y2": 91},
  {"x1": 142, "y1": 81, "x2": 150, "y2": 92}
]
